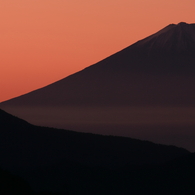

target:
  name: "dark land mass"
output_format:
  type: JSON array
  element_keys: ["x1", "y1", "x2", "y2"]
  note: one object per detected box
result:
[
  {"x1": 1, "y1": 22, "x2": 195, "y2": 151},
  {"x1": 1, "y1": 108, "x2": 195, "y2": 194}
]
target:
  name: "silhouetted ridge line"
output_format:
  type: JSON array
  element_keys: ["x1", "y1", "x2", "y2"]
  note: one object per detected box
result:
[
  {"x1": 0, "y1": 109, "x2": 192, "y2": 194},
  {"x1": 0, "y1": 109, "x2": 189, "y2": 170},
  {"x1": 0, "y1": 108, "x2": 31, "y2": 128}
]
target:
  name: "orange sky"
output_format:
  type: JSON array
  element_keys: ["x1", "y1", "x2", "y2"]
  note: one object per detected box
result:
[{"x1": 1, "y1": 0, "x2": 195, "y2": 102}]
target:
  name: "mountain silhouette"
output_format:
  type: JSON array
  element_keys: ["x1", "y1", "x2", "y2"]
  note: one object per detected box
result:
[
  {"x1": 1, "y1": 22, "x2": 195, "y2": 151},
  {"x1": 0, "y1": 109, "x2": 191, "y2": 194},
  {"x1": 2, "y1": 109, "x2": 195, "y2": 195},
  {"x1": 0, "y1": 108, "x2": 188, "y2": 170}
]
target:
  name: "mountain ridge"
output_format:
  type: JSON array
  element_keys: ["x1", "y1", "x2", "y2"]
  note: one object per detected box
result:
[
  {"x1": 0, "y1": 108, "x2": 189, "y2": 171},
  {"x1": 0, "y1": 108, "x2": 191, "y2": 193}
]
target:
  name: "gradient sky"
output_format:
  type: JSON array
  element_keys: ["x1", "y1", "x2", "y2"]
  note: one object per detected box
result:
[{"x1": 1, "y1": 0, "x2": 195, "y2": 102}]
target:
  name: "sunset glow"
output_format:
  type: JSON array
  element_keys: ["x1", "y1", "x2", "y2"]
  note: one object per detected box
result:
[{"x1": 1, "y1": 0, "x2": 195, "y2": 102}]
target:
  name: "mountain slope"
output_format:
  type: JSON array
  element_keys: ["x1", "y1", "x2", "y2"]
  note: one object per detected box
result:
[
  {"x1": 0, "y1": 109, "x2": 191, "y2": 193},
  {"x1": 1, "y1": 22, "x2": 195, "y2": 106},
  {"x1": 0, "y1": 108, "x2": 189, "y2": 170}
]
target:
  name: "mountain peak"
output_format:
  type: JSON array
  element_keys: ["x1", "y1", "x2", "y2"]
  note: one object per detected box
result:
[
  {"x1": 135, "y1": 22, "x2": 195, "y2": 56},
  {"x1": 177, "y1": 21, "x2": 188, "y2": 26},
  {"x1": 175, "y1": 22, "x2": 195, "y2": 31}
]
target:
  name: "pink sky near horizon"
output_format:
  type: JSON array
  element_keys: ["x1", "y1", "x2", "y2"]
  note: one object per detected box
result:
[{"x1": 1, "y1": 0, "x2": 195, "y2": 102}]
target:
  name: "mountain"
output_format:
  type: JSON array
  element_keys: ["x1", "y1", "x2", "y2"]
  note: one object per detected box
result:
[
  {"x1": 0, "y1": 109, "x2": 191, "y2": 194},
  {"x1": 2, "y1": 22, "x2": 195, "y2": 106},
  {"x1": 0, "y1": 108, "x2": 189, "y2": 170},
  {"x1": 1, "y1": 22, "x2": 195, "y2": 151}
]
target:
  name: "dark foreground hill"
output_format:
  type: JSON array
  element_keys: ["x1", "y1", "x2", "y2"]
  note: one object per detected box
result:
[
  {"x1": 0, "y1": 109, "x2": 189, "y2": 170},
  {"x1": 1, "y1": 22, "x2": 195, "y2": 151},
  {"x1": 0, "y1": 109, "x2": 192, "y2": 194}
]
